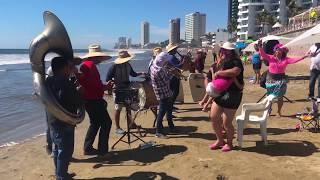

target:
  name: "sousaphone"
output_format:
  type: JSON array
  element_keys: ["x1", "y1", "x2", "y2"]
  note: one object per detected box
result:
[{"x1": 29, "y1": 11, "x2": 85, "y2": 125}]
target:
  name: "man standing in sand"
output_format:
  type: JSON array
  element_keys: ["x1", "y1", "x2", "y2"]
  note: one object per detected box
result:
[
  {"x1": 105, "y1": 51, "x2": 145, "y2": 134},
  {"x1": 308, "y1": 43, "x2": 320, "y2": 98},
  {"x1": 78, "y1": 45, "x2": 113, "y2": 156},
  {"x1": 46, "y1": 57, "x2": 83, "y2": 179},
  {"x1": 166, "y1": 43, "x2": 184, "y2": 112}
]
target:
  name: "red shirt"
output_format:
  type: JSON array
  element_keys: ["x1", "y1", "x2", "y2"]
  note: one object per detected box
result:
[{"x1": 78, "y1": 60, "x2": 104, "y2": 100}]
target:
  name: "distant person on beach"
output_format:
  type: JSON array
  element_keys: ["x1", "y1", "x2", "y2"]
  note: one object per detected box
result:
[
  {"x1": 46, "y1": 57, "x2": 83, "y2": 179},
  {"x1": 166, "y1": 43, "x2": 184, "y2": 111},
  {"x1": 45, "y1": 57, "x2": 82, "y2": 156},
  {"x1": 249, "y1": 44, "x2": 262, "y2": 84},
  {"x1": 307, "y1": 43, "x2": 320, "y2": 98},
  {"x1": 150, "y1": 52, "x2": 177, "y2": 138},
  {"x1": 106, "y1": 51, "x2": 145, "y2": 135},
  {"x1": 258, "y1": 40, "x2": 309, "y2": 116},
  {"x1": 209, "y1": 42, "x2": 244, "y2": 152},
  {"x1": 194, "y1": 50, "x2": 205, "y2": 73},
  {"x1": 213, "y1": 52, "x2": 217, "y2": 62},
  {"x1": 78, "y1": 44, "x2": 113, "y2": 156}
]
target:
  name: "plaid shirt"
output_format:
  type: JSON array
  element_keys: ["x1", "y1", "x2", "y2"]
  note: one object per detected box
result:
[{"x1": 150, "y1": 63, "x2": 173, "y2": 100}]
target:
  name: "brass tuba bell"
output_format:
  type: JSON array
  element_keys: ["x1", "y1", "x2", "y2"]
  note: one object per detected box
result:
[{"x1": 29, "y1": 11, "x2": 85, "y2": 125}]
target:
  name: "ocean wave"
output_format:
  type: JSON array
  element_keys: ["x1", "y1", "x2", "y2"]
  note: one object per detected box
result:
[
  {"x1": 0, "y1": 50, "x2": 148, "y2": 66},
  {"x1": 0, "y1": 133, "x2": 46, "y2": 148}
]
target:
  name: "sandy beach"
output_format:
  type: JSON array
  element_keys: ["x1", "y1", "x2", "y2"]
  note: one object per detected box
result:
[{"x1": 1, "y1": 52, "x2": 320, "y2": 180}]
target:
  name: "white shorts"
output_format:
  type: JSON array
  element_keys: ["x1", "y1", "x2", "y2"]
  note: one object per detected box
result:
[{"x1": 206, "y1": 82, "x2": 221, "y2": 98}]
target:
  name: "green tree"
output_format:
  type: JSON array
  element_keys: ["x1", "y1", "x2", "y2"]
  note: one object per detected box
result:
[
  {"x1": 286, "y1": 0, "x2": 304, "y2": 17},
  {"x1": 257, "y1": 10, "x2": 276, "y2": 36}
]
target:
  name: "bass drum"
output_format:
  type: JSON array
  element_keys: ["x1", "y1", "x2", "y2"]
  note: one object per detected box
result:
[{"x1": 130, "y1": 80, "x2": 159, "y2": 111}]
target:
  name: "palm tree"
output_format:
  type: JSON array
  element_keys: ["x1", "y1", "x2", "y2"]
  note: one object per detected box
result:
[
  {"x1": 286, "y1": 0, "x2": 304, "y2": 17},
  {"x1": 257, "y1": 10, "x2": 276, "y2": 36}
]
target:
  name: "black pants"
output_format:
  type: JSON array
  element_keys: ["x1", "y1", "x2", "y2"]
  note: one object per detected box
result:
[
  {"x1": 309, "y1": 69, "x2": 320, "y2": 97},
  {"x1": 170, "y1": 76, "x2": 180, "y2": 103},
  {"x1": 84, "y1": 99, "x2": 112, "y2": 155}
]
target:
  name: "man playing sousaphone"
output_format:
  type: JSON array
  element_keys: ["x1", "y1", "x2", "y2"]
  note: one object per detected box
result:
[{"x1": 106, "y1": 51, "x2": 145, "y2": 134}]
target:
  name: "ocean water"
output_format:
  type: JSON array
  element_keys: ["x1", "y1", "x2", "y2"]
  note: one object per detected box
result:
[{"x1": 0, "y1": 49, "x2": 152, "y2": 147}]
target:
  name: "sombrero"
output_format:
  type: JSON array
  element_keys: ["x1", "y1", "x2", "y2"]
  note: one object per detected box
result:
[
  {"x1": 153, "y1": 47, "x2": 162, "y2": 56},
  {"x1": 166, "y1": 43, "x2": 179, "y2": 52},
  {"x1": 81, "y1": 44, "x2": 112, "y2": 60},
  {"x1": 114, "y1": 51, "x2": 134, "y2": 64}
]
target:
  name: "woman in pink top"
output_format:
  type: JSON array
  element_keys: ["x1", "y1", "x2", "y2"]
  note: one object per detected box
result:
[{"x1": 258, "y1": 40, "x2": 309, "y2": 116}]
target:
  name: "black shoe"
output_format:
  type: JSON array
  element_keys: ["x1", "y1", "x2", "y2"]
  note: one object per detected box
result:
[{"x1": 84, "y1": 148, "x2": 99, "y2": 155}]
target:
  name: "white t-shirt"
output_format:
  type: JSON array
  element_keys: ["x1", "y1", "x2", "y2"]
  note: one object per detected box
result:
[{"x1": 309, "y1": 45, "x2": 320, "y2": 70}]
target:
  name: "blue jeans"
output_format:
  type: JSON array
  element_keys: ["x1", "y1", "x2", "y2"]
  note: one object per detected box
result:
[
  {"x1": 50, "y1": 123, "x2": 75, "y2": 180},
  {"x1": 156, "y1": 97, "x2": 175, "y2": 134},
  {"x1": 309, "y1": 69, "x2": 320, "y2": 97}
]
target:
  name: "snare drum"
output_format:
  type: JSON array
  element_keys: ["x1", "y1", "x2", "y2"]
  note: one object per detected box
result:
[
  {"x1": 130, "y1": 80, "x2": 159, "y2": 111},
  {"x1": 114, "y1": 88, "x2": 139, "y2": 105}
]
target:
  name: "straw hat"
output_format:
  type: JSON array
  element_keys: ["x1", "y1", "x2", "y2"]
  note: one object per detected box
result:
[
  {"x1": 221, "y1": 42, "x2": 236, "y2": 50},
  {"x1": 81, "y1": 44, "x2": 112, "y2": 60},
  {"x1": 166, "y1": 43, "x2": 179, "y2": 52},
  {"x1": 114, "y1": 51, "x2": 134, "y2": 64},
  {"x1": 153, "y1": 47, "x2": 162, "y2": 56}
]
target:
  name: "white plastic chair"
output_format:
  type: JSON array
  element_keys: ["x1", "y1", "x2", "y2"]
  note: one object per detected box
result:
[{"x1": 236, "y1": 94, "x2": 276, "y2": 148}]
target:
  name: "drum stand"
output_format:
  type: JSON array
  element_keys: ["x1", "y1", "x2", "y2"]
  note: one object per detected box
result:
[{"x1": 111, "y1": 104, "x2": 146, "y2": 149}]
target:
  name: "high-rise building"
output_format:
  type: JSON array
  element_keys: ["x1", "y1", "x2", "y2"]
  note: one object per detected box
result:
[
  {"x1": 127, "y1": 38, "x2": 132, "y2": 49},
  {"x1": 185, "y1": 12, "x2": 206, "y2": 46},
  {"x1": 237, "y1": 0, "x2": 289, "y2": 41},
  {"x1": 118, "y1": 37, "x2": 127, "y2": 49},
  {"x1": 169, "y1": 18, "x2": 180, "y2": 44},
  {"x1": 228, "y1": 0, "x2": 239, "y2": 27},
  {"x1": 141, "y1": 21, "x2": 150, "y2": 48}
]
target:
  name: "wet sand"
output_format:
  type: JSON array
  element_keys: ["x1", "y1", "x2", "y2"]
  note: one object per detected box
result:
[{"x1": 0, "y1": 51, "x2": 320, "y2": 180}]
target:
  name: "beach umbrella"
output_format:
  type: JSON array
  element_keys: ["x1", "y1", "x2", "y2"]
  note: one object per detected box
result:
[
  {"x1": 285, "y1": 24, "x2": 320, "y2": 47},
  {"x1": 235, "y1": 42, "x2": 247, "y2": 49},
  {"x1": 243, "y1": 35, "x2": 291, "y2": 52},
  {"x1": 272, "y1": 22, "x2": 283, "y2": 29}
]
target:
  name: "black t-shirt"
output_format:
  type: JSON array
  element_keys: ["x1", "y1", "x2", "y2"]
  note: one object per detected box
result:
[{"x1": 221, "y1": 58, "x2": 244, "y2": 91}]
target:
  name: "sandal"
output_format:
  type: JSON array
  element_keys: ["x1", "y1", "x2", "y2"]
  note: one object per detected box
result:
[
  {"x1": 221, "y1": 144, "x2": 233, "y2": 152},
  {"x1": 209, "y1": 141, "x2": 226, "y2": 150}
]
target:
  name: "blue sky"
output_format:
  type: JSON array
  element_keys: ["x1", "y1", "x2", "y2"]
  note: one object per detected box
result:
[{"x1": 0, "y1": 0, "x2": 228, "y2": 49}]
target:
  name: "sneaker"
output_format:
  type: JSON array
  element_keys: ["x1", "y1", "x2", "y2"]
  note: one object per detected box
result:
[
  {"x1": 84, "y1": 148, "x2": 99, "y2": 156},
  {"x1": 221, "y1": 144, "x2": 233, "y2": 152},
  {"x1": 155, "y1": 133, "x2": 169, "y2": 139},
  {"x1": 115, "y1": 128, "x2": 125, "y2": 135},
  {"x1": 97, "y1": 152, "x2": 112, "y2": 159}
]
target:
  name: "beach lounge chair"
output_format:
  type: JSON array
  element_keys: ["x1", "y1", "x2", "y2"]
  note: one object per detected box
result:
[{"x1": 236, "y1": 94, "x2": 276, "y2": 148}]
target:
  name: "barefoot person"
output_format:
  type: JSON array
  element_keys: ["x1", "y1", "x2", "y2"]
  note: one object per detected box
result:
[
  {"x1": 105, "y1": 51, "x2": 145, "y2": 134},
  {"x1": 258, "y1": 40, "x2": 309, "y2": 116},
  {"x1": 209, "y1": 42, "x2": 244, "y2": 152},
  {"x1": 78, "y1": 44, "x2": 113, "y2": 156},
  {"x1": 46, "y1": 57, "x2": 83, "y2": 179}
]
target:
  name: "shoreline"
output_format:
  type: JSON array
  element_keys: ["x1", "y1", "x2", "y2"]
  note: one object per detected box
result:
[{"x1": 1, "y1": 50, "x2": 320, "y2": 179}]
